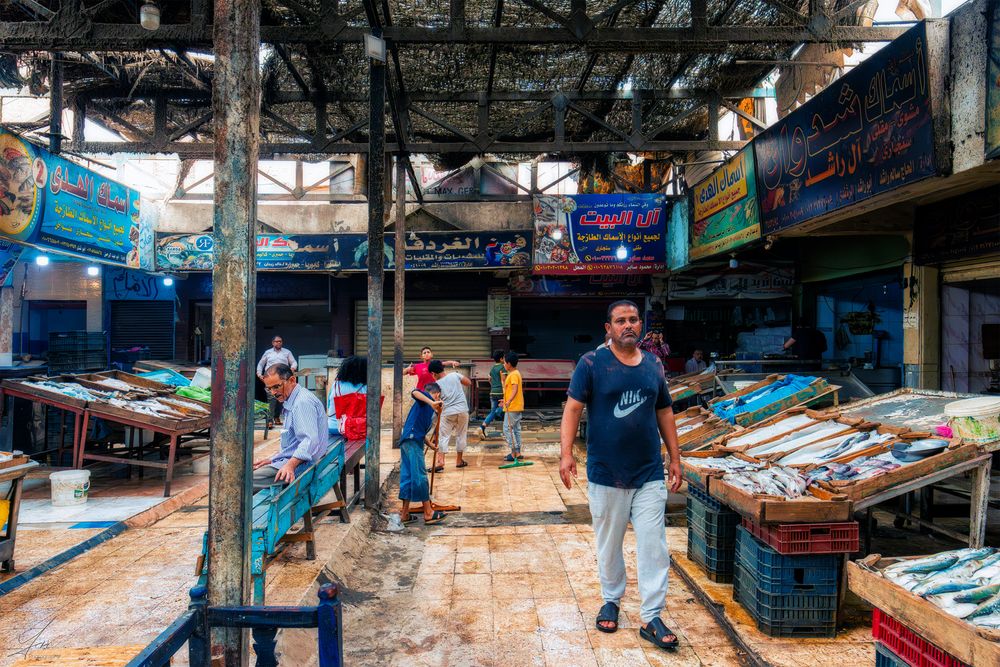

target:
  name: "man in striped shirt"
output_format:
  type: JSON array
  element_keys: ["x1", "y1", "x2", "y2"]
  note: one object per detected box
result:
[{"x1": 257, "y1": 335, "x2": 297, "y2": 425}]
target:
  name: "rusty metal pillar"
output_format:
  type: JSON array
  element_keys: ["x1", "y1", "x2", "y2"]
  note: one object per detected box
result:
[
  {"x1": 391, "y1": 157, "x2": 406, "y2": 447},
  {"x1": 48, "y1": 53, "x2": 62, "y2": 153},
  {"x1": 206, "y1": 0, "x2": 260, "y2": 663},
  {"x1": 364, "y1": 49, "x2": 386, "y2": 509}
]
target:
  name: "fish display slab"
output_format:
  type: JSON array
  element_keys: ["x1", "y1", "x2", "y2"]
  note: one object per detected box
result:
[
  {"x1": 848, "y1": 554, "x2": 1000, "y2": 667},
  {"x1": 1, "y1": 376, "x2": 96, "y2": 409},
  {"x1": 710, "y1": 473, "x2": 852, "y2": 524}
]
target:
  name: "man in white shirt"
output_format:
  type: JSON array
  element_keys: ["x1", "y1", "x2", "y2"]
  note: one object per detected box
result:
[
  {"x1": 684, "y1": 349, "x2": 707, "y2": 375},
  {"x1": 257, "y1": 336, "x2": 297, "y2": 425},
  {"x1": 428, "y1": 359, "x2": 472, "y2": 472}
]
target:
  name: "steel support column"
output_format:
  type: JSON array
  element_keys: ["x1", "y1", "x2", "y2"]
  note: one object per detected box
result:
[
  {"x1": 205, "y1": 0, "x2": 260, "y2": 663},
  {"x1": 48, "y1": 52, "x2": 62, "y2": 153},
  {"x1": 364, "y1": 53, "x2": 386, "y2": 508},
  {"x1": 392, "y1": 157, "x2": 406, "y2": 448}
]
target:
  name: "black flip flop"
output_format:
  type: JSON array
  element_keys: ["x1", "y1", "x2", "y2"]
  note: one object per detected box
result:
[
  {"x1": 426, "y1": 466, "x2": 444, "y2": 473},
  {"x1": 424, "y1": 510, "x2": 447, "y2": 525},
  {"x1": 640, "y1": 618, "x2": 679, "y2": 649},
  {"x1": 402, "y1": 513, "x2": 419, "y2": 525},
  {"x1": 456, "y1": 461, "x2": 469, "y2": 468},
  {"x1": 595, "y1": 602, "x2": 619, "y2": 633}
]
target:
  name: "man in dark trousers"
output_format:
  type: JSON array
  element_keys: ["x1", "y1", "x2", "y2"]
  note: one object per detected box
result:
[{"x1": 559, "y1": 300, "x2": 683, "y2": 651}]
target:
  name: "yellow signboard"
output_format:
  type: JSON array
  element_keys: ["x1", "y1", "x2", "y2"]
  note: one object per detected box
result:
[{"x1": 692, "y1": 150, "x2": 750, "y2": 222}]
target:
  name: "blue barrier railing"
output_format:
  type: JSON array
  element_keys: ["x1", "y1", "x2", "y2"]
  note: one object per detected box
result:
[{"x1": 126, "y1": 583, "x2": 343, "y2": 667}]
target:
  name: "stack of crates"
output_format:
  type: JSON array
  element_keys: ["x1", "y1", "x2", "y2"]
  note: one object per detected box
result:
[
  {"x1": 47, "y1": 331, "x2": 107, "y2": 374},
  {"x1": 872, "y1": 609, "x2": 968, "y2": 667},
  {"x1": 686, "y1": 484, "x2": 740, "y2": 583},
  {"x1": 733, "y1": 524, "x2": 841, "y2": 637}
]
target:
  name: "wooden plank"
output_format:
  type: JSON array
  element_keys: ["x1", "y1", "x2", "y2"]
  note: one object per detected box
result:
[
  {"x1": 11, "y1": 645, "x2": 148, "y2": 666},
  {"x1": 711, "y1": 477, "x2": 852, "y2": 524},
  {"x1": 847, "y1": 557, "x2": 1000, "y2": 667}
]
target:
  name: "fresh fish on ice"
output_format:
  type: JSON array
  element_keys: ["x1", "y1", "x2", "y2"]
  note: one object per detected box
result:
[
  {"x1": 746, "y1": 422, "x2": 853, "y2": 457},
  {"x1": 723, "y1": 466, "x2": 810, "y2": 499},
  {"x1": 684, "y1": 457, "x2": 763, "y2": 473},
  {"x1": 726, "y1": 414, "x2": 816, "y2": 448}
]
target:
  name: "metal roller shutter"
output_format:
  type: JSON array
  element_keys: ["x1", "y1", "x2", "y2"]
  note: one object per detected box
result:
[
  {"x1": 109, "y1": 301, "x2": 176, "y2": 360},
  {"x1": 354, "y1": 300, "x2": 489, "y2": 360}
]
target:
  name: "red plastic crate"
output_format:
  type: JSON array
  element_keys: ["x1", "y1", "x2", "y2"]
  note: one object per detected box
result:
[
  {"x1": 872, "y1": 609, "x2": 968, "y2": 667},
  {"x1": 740, "y1": 517, "x2": 859, "y2": 555}
]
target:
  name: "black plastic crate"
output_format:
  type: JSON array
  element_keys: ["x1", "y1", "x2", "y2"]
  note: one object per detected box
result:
[
  {"x1": 735, "y1": 525, "x2": 840, "y2": 596},
  {"x1": 688, "y1": 524, "x2": 734, "y2": 583},
  {"x1": 875, "y1": 642, "x2": 908, "y2": 667},
  {"x1": 733, "y1": 567, "x2": 837, "y2": 638},
  {"x1": 734, "y1": 564, "x2": 837, "y2": 620},
  {"x1": 688, "y1": 482, "x2": 728, "y2": 513}
]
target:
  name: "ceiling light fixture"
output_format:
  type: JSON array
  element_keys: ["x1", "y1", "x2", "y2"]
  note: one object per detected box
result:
[
  {"x1": 35, "y1": 255, "x2": 49, "y2": 266},
  {"x1": 163, "y1": 277, "x2": 174, "y2": 287},
  {"x1": 87, "y1": 265, "x2": 100, "y2": 276},
  {"x1": 140, "y1": 0, "x2": 161, "y2": 31}
]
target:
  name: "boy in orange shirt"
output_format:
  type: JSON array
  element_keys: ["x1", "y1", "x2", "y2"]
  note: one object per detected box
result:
[{"x1": 500, "y1": 351, "x2": 524, "y2": 461}]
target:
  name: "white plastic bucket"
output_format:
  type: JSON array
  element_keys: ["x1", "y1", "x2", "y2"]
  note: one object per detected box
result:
[
  {"x1": 50, "y1": 470, "x2": 91, "y2": 506},
  {"x1": 944, "y1": 397, "x2": 1000, "y2": 444}
]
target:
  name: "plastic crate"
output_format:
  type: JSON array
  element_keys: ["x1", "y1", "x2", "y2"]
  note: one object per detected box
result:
[
  {"x1": 740, "y1": 517, "x2": 860, "y2": 555},
  {"x1": 735, "y1": 526, "x2": 840, "y2": 595},
  {"x1": 687, "y1": 496, "x2": 739, "y2": 550},
  {"x1": 876, "y1": 642, "x2": 910, "y2": 667},
  {"x1": 872, "y1": 609, "x2": 968, "y2": 667},
  {"x1": 688, "y1": 483, "x2": 728, "y2": 513},
  {"x1": 687, "y1": 525, "x2": 734, "y2": 583},
  {"x1": 733, "y1": 563, "x2": 837, "y2": 638}
]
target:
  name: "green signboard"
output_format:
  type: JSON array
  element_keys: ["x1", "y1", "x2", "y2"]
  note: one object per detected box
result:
[{"x1": 689, "y1": 146, "x2": 760, "y2": 260}]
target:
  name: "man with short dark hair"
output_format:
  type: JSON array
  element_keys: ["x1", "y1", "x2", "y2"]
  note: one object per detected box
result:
[
  {"x1": 252, "y1": 364, "x2": 329, "y2": 490},
  {"x1": 404, "y1": 346, "x2": 459, "y2": 391},
  {"x1": 257, "y1": 336, "x2": 297, "y2": 425},
  {"x1": 559, "y1": 299, "x2": 683, "y2": 651},
  {"x1": 685, "y1": 349, "x2": 707, "y2": 374}
]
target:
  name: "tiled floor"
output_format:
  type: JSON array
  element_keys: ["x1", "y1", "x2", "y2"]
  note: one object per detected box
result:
[{"x1": 345, "y1": 451, "x2": 747, "y2": 666}]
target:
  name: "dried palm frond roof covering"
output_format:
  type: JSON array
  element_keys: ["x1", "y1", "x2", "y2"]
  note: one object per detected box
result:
[{"x1": 6, "y1": 0, "x2": 874, "y2": 162}]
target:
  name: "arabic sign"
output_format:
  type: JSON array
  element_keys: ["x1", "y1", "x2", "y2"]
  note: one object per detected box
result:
[
  {"x1": 755, "y1": 22, "x2": 937, "y2": 234},
  {"x1": 508, "y1": 273, "x2": 651, "y2": 297},
  {"x1": 156, "y1": 231, "x2": 532, "y2": 272},
  {"x1": 487, "y1": 293, "x2": 511, "y2": 333},
  {"x1": 690, "y1": 147, "x2": 761, "y2": 260},
  {"x1": 0, "y1": 129, "x2": 142, "y2": 266},
  {"x1": 668, "y1": 266, "x2": 794, "y2": 300},
  {"x1": 0, "y1": 240, "x2": 22, "y2": 284},
  {"x1": 914, "y1": 186, "x2": 1000, "y2": 264},
  {"x1": 988, "y1": 3, "x2": 1000, "y2": 159},
  {"x1": 532, "y1": 194, "x2": 666, "y2": 275}
]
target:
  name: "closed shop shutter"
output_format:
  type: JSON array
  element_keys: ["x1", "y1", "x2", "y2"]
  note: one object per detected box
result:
[
  {"x1": 109, "y1": 301, "x2": 175, "y2": 360},
  {"x1": 941, "y1": 256, "x2": 1000, "y2": 284},
  {"x1": 354, "y1": 300, "x2": 489, "y2": 360}
]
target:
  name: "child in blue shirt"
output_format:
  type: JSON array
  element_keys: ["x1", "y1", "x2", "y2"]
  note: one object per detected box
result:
[{"x1": 399, "y1": 382, "x2": 447, "y2": 525}]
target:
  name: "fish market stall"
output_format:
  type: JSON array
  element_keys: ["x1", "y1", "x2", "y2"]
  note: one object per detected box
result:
[
  {"x1": 674, "y1": 407, "x2": 737, "y2": 452},
  {"x1": 0, "y1": 377, "x2": 97, "y2": 466},
  {"x1": 715, "y1": 369, "x2": 875, "y2": 403},
  {"x1": 708, "y1": 374, "x2": 840, "y2": 427},
  {"x1": 78, "y1": 372, "x2": 211, "y2": 496},
  {"x1": 0, "y1": 454, "x2": 39, "y2": 573},
  {"x1": 848, "y1": 549, "x2": 1000, "y2": 666},
  {"x1": 668, "y1": 368, "x2": 719, "y2": 405}
]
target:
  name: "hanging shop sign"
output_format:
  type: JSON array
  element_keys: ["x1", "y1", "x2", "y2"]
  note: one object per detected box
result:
[
  {"x1": 0, "y1": 239, "x2": 22, "y2": 284},
  {"x1": 914, "y1": 186, "x2": 1000, "y2": 264},
  {"x1": 156, "y1": 230, "x2": 532, "y2": 272},
  {"x1": 690, "y1": 146, "x2": 761, "y2": 260},
  {"x1": 668, "y1": 266, "x2": 794, "y2": 300},
  {"x1": 988, "y1": 2, "x2": 1000, "y2": 159},
  {"x1": 754, "y1": 22, "x2": 937, "y2": 234},
  {"x1": 532, "y1": 194, "x2": 666, "y2": 274},
  {"x1": 0, "y1": 129, "x2": 143, "y2": 266},
  {"x1": 508, "y1": 273, "x2": 651, "y2": 297},
  {"x1": 487, "y1": 292, "x2": 512, "y2": 333},
  {"x1": 667, "y1": 197, "x2": 689, "y2": 271}
]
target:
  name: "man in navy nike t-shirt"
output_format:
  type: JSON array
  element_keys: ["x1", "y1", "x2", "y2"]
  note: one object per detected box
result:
[{"x1": 560, "y1": 300, "x2": 683, "y2": 651}]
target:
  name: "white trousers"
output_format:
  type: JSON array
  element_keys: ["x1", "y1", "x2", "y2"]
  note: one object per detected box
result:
[
  {"x1": 588, "y1": 480, "x2": 670, "y2": 623},
  {"x1": 438, "y1": 412, "x2": 469, "y2": 453}
]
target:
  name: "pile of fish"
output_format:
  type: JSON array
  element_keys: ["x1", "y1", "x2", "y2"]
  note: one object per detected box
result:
[
  {"x1": 722, "y1": 466, "x2": 810, "y2": 499},
  {"x1": 805, "y1": 452, "x2": 905, "y2": 484},
  {"x1": 24, "y1": 380, "x2": 105, "y2": 401},
  {"x1": 883, "y1": 548, "x2": 1000, "y2": 628},
  {"x1": 96, "y1": 377, "x2": 137, "y2": 392},
  {"x1": 745, "y1": 421, "x2": 853, "y2": 457},
  {"x1": 777, "y1": 431, "x2": 896, "y2": 466},
  {"x1": 726, "y1": 414, "x2": 817, "y2": 449},
  {"x1": 685, "y1": 457, "x2": 763, "y2": 473},
  {"x1": 107, "y1": 397, "x2": 194, "y2": 420}
]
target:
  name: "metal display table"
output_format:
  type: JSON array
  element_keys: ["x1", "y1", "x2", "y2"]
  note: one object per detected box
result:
[{"x1": 1, "y1": 459, "x2": 40, "y2": 573}]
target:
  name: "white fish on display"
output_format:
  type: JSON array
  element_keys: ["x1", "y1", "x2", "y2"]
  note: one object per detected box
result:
[
  {"x1": 777, "y1": 431, "x2": 896, "y2": 466},
  {"x1": 685, "y1": 457, "x2": 763, "y2": 473},
  {"x1": 726, "y1": 414, "x2": 816, "y2": 448},
  {"x1": 746, "y1": 422, "x2": 853, "y2": 457},
  {"x1": 882, "y1": 548, "x2": 1000, "y2": 626},
  {"x1": 722, "y1": 466, "x2": 810, "y2": 499}
]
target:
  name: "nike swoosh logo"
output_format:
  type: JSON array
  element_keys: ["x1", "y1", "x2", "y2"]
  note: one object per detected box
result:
[{"x1": 613, "y1": 397, "x2": 647, "y2": 419}]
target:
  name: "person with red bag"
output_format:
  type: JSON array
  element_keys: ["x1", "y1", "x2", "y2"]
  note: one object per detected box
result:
[{"x1": 327, "y1": 355, "x2": 371, "y2": 442}]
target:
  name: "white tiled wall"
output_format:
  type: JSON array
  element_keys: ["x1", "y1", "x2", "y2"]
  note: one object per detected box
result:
[
  {"x1": 942, "y1": 284, "x2": 1000, "y2": 393},
  {"x1": 10, "y1": 261, "x2": 104, "y2": 337}
]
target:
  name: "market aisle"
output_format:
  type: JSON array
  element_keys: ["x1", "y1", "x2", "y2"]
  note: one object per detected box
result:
[{"x1": 343, "y1": 453, "x2": 746, "y2": 666}]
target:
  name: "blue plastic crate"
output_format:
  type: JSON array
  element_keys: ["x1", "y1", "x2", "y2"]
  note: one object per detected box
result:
[
  {"x1": 733, "y1": 568, "x2": 837, "y2": 638},
  {"x1": 733, "y1": 564, "x2": 837, "y2": 620},
  {"x1": 735, "y1": 526, "x2": 840, "y2": 596},
  {"x1": 687, "y1": 498, "x2": 739, "y2": 549},
  {"x1": 875, "y1": 642, "x2": 908, "y2": 667},
  {"x1": 688, "y1": 483, "x2": 728, "y2": 513},
  {"x1": 688, "y1": 525, "x2": 734, "y2": 583}
]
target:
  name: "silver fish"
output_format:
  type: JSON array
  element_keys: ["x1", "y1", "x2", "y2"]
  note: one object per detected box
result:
[
  {"x1": 885, "y1": 553, "x2": 960, "y2": 576},
  {"x1": 967, "y1": 591, "x2": 1000, "y2": 619},
  {"x1": 914, "y1": 578, "x2": 984, "y2": 598},
  {"x1": 953, "y1": 583, "x2": 1000, "y2": 604}
]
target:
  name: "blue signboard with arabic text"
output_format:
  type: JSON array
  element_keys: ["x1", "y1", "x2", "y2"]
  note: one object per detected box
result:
[{"x1": 754, "y1": 22, "x2": 937, "y2": 233}]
